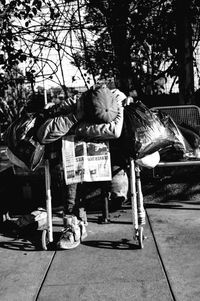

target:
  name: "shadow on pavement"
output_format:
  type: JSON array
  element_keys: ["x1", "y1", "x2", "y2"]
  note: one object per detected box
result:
[
  {"x1": 0, "y1": 221, "x2": 60, "y2": 251},
  {"x1": 82, "y1": 238, "x2": 139, "y2": 250}
]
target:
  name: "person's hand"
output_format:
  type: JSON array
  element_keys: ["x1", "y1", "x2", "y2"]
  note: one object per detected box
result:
[{"x1": 123, "y1": 96, "x2": 133, "y2": 106}]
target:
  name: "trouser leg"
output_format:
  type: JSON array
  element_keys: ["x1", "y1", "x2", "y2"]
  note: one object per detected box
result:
[{"x1": 63, "y1": 183, "x2": 87, "y2": 224}]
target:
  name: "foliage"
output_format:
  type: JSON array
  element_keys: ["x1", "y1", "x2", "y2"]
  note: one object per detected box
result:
[
  {"x1": 74, "y1": 0, "x2": 200, "y2": 95},
  {"x1": 0, "y1": 0, "x2": 200, "y2": 125},
  {"x1": 0, "y1": 0, "x2": 42, "y2": 72},
  {"x1": 0, "y1": 0, "x2": 62, "y2": 123},
  {"x1": 0, "y1": 65, "x2": 33, "y2": 123}
]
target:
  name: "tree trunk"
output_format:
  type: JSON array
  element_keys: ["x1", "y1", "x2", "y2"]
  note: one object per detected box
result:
[
  {"x1": 106, "y1": 1, "x2": 133, "y2": 94},
  {"x1": 176, "y1": 0, "x2": 194, "y2": 104}
]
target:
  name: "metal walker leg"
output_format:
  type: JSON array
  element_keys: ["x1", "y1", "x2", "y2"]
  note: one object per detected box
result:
[
  {"x1": 129, "y1": 159, "x2": 145, "y2": 249},
  {"x1": 41, "y1": 159, "x2": 53, "y2": 250},
  {"x1": 135, "y1": 165, "x2": 146, "y2": 226}
]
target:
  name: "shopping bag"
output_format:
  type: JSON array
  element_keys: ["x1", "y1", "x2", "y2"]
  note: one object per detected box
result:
[
  {"x1": 4, "y1": 112, "x2": 45, "y2": 171},
  {"x1": 119, "y1": 101, "x2": 186, "y2": 159}
]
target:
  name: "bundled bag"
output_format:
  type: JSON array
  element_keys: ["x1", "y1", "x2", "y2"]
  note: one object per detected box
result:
[
  {"x1": 110, "y1": 165, "x2": 129, "y2": 199},
  {"x1": 15, "y1": 208, "x2": 47, "y2": 230},
  {"x1": 178, "y1": 124, "x2": 200, "y2": 150},
  {"x1": 159, "y1": 145, "x2": 186, "y2": 162},
  {"x1": 119, "y1": 101, "x2": 186, "y2": 159},
  {"x1": 159, "y1": 124, "x2": 200, "y2": 161},
  {"x1": 4, "y1": 112, "x2": 45, "y2": 171}
]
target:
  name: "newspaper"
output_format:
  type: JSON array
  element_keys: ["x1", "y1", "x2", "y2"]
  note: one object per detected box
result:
[{"x1": 62, "y1": 135, "x2": 112, "y2": 184}]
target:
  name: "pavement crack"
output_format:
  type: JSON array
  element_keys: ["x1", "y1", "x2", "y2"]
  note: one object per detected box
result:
[
  {"x1": 146, "y1": 210, "x2": 177, "y2": 301},
  {"x1": 34, "y1": 251, "x2": 57, "y2": 301}
]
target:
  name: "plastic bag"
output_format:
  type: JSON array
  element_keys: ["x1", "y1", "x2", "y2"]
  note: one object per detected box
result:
[
  {"x1": 178, "y1": 124, "x2": 200, "y2": 150},
  {"x1": 136, "y1": 151, "x2": 160, "y2": 169},
  {"x1": 6, "y1": 148, "x2": 29, "y2": 170},
  {"x1": 119, "y1": 101, "x2": 186, "y2": 159},
  {"x1": 4, "y1": 112, "x2": 45, "y2": 171},
  {"x1": 111, "y1": 165, "x2": 129, "y2": 199},
  {"x1": 15, "y1": 208, "x2": 47, "y2": 230},
  {"x1": 159, "y1": 145, "x2": 186, "y2": 162}
]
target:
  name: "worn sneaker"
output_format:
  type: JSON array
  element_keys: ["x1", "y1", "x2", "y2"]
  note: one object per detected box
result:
[{"x1": 57, "y1": 215, "x2": 87, "y2": 250}]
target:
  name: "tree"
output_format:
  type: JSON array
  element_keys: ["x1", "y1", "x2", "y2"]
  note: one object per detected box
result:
[
  {"x1": 0, "y1": 0, "x2": 47, "y2": 121},
  {"x1": 0, "y1": 0, "x2": 200, "y2": 119},
  {"x1": 75, "y1": 0, "x2": 200, "y2": 101},
  {"x1": 0, "y1": 67, "x2": 31, "y2": 123},
  {"x1": 0, "y1": 0, "x2": 73, "y2": 121},
  {"x1": 175, "y1": 0, "x2": 195, "y2": 104},
  {"x1": 74, "y1": 0, "x2": 177, "y2": 95}
]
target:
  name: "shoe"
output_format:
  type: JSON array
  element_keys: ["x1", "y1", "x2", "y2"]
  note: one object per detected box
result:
[{"x1": 57, "y1": 215, "x2": 87, "y2": 250}]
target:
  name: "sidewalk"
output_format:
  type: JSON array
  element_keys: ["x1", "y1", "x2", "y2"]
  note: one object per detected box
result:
[
  {"x1": 146, "y1": 201, "x2": 200, "y2": 301},
  {"x1": 0, "y1": 209, "x2": 174, "y2": 301},
  {"x1": 36, "y1": 210, "x2": 175, "y2": 301},
  {"x1": 0, "y1": 160, "x2": 200, "y2": 300}
]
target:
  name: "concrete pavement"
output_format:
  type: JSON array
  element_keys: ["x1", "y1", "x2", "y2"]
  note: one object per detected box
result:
[
  {"x1": 146, "y1": 202, "x2": 200, "y2": 301},
  {"x1": 1, "y1": 202, "x2": 200, "y2": 301},
  {"x1": 36, "y1": 210, "x2": 174, "y2": 301},
  {"x1": 0, "y1": 155, "x2": 200, "y2": 300}
]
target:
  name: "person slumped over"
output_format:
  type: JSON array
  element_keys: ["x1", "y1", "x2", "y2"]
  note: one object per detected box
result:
[{"x1": 36, "y1": 84, "x2": 124, "y2": 250}]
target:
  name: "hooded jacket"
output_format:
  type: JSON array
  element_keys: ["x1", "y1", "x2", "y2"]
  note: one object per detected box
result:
[{"x1": 36, "y1": 105, "x2": 124, "y2": 144}]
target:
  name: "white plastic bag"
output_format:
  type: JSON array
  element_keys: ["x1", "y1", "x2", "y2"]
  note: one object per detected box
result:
[{"x1": 136, "y1": 151, "x2": 160, "y2": 169}]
